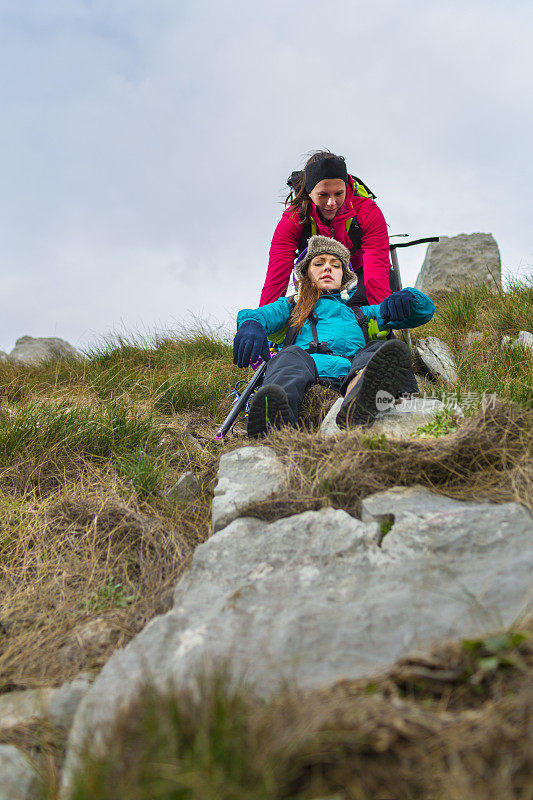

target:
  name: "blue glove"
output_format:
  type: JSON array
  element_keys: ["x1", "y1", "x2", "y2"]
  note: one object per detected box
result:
[
  {"x1": 233, "y1": 320, "x2": 270, "y2": 367},
  {"x1": 380, "y1": 290, "x2": 415, "y2": 323}
]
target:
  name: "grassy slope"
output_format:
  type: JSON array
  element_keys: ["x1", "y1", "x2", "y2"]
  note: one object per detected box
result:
[{"x1": 0, "y1": 282, "x2": 531, "y2": 799}]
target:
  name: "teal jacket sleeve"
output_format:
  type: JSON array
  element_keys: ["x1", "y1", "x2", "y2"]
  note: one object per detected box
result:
[
  {"x1": 361, "y1": 287, "x2": 435, "y2": 330},
  {"x1": 237, "y1": 297, "x2": 292, "y2": 336}
]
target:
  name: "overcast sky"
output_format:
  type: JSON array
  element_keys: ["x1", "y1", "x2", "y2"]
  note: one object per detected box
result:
[{"x1": 1, "y1": 0, "x2": 532, "y2": 353}]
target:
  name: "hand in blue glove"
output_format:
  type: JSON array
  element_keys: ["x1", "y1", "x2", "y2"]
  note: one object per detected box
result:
[
  {"x1": 380, "y1": 290, "x2": 415, "y2": 323},
  {"x1": 233, "y1": 320, "x2": 271, "y2": 367}
]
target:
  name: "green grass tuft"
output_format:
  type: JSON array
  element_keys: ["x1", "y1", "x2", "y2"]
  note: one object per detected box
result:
[
  {"x1": 0, "y1": 401, "x2": 161, "y2": 467},
  {"x1": 413, "y1": 277, "x2": 533, "y2": 407}
]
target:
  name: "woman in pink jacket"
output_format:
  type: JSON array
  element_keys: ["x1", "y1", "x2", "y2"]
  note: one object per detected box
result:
[{"x1": 260, "y1": 150, "x2": 394, "y2": 308}]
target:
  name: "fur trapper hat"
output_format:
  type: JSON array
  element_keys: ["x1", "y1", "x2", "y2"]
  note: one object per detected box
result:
[{"x1": 294, "y1": 236, "x2": 357, "y2": 297}]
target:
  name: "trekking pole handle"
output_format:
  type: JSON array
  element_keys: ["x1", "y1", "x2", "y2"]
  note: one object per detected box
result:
[{"x1": 389, "y1": 236, "x2": 439, "y2": 251}]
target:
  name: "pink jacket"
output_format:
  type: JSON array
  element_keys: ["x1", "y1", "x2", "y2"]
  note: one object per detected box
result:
[{"x1": 260, "y1": 177, "x2": 392, "y2": 306}]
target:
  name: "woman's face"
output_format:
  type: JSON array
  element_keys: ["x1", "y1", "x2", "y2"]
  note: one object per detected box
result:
[
  {"x1": 308, "y1": 253, "x2": 343, "y2": 292},
  {"x1": 309, "y1": 179, "x2": 346, "y2": 220}
]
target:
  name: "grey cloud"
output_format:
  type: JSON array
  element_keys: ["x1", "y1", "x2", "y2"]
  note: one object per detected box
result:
[{"x1": 0, "y1": 0, "x2": 531, "y2": 350}]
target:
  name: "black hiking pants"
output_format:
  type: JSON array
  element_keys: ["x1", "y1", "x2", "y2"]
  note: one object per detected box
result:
[
  {"x1": 262, "y1": 346, "x2": 319, "y2": 426},
  {"x1": 263, "y1": 340, "x2": 418, "y2": 427}
]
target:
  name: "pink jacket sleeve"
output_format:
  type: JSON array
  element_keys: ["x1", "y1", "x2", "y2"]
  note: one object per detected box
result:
[
  {"x1": 356, "y1": 200, "x2": 392, "y2": 304},
  {"x1": 259, "y1": 212, "x2": 300, "y2": 306}
]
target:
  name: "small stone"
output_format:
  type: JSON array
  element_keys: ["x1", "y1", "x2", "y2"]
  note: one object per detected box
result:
[
  {"x1": 0, "y1": 678, "x2": 90, "y2": 734},
  {"x1": 416, "y1": 336, "x2": 457, "y2": 384},
  {"x1": 0, "y1": 689, "x2": 51, "y2": 732},
  {"x1": 211, "y1": 446, "x2": 286, "y2": 533},
  {"x1": 517, "y1": 331, "x2": 533, "y2": 353},
  {"x1": 320, "y1": 398, "x2": 343, "y2": 437},
  {"x1": 501, "y1": 332, "x2": 533, "y2": 354},
  {"x1": 58, "y1": 617, "x2": 119, "y2": 665},
  {"x1": 165, "y1": 471, "x2": 200, "y2": 502},
  {"x1": 465, "y1": 331, "x2": 484, "y2": 345},
  {"x1": 184, "y1": 433, "x2": 204, "y2": 451},
  {"x1": 0, "y1": 744, "x2": 40, "y2": 800}
]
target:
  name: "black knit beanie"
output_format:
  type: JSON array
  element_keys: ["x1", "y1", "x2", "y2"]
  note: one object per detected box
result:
[{"x1": 304, "y1": 155, "x2": 348, "y2": 193}]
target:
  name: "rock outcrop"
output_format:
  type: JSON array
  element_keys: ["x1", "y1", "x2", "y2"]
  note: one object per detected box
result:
[
  {"x1": 415, "y1": 336, "x2": 458, "y2": 384},
  {"x1": 61, "y1": 452, "x2": 533, "y2": 794},
  {"x1": 415, "y1": 233, "x2": 501, "y2": 294},
  {"x1": 9, "y1": 336, "x2": 79, "y2": 365},
  {"x1": 0, "y1": 745, "x2": 40, "y2": 800},
  {"x1": 211, "y1": 446, "x2": 286, "y2": 532},
  {"x1": 320, "y1": 396, "x2": 456, "y2": 438}
]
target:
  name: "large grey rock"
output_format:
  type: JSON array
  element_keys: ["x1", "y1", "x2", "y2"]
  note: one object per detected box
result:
[
  {"x1": 415, "y1": 233, "x2": 501, "y2": 293},
  {"x1": 416, "y1": 336, "x2": 457, "y2": 384},
  {"x1": 0, "y1": 745, "x2": 40, "y2": 800},
  {"x1": 62, "y1": 495, "x2": 532, "y2": 795},
  {"x1": 0, "y1": 678, "x2": 90, "y2": 733},
  {"x1": 320, "y1": 396, "x2": 453, "y2": 438},
  {"x1": 211, "y1": 446, "x2": 286, "y2": 532},
  {"x1": 9, "y1": 336, "x2": 79, "y2": 365}
]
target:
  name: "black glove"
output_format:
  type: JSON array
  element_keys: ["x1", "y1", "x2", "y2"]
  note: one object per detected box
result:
[
  {"x1": 380, "y1": 290, "x2": 415, "y2": 323},
  {"x1": 233, "y1": 320, "x2": 270, "y2": 367}
]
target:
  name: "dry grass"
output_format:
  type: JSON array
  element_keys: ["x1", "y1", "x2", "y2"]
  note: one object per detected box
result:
[
  {"x1": 0, "y1": 329, "x2": 245, "y2": 693},
  {"x1": 241, "y1": 401, "x2": 532, "y2": 523},
  {"x1": 0, "y1": 472, "x2": 209, "y2": 689}
]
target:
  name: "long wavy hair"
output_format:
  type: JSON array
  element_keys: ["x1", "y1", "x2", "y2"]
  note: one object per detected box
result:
[
  {"x1": 286, "y1": 149, "x2": 345, "y2": 222},
  {"x1": 289, "y1": 272, "x2": 321, "y2": 330}
]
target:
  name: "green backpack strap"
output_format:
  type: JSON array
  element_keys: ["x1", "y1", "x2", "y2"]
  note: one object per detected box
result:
[{"x1": 350, "y1": 307, "x2": 390, "y2": 343}]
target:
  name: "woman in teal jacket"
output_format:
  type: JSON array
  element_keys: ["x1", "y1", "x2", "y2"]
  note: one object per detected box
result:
[{"x1": 233, "y1": 236, "x2": 435, "y2": 437}]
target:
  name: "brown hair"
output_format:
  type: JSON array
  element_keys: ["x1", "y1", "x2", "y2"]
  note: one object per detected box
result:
[
  {"x1": 289, "y1": 273, "x2": 320, "y2": 330},
  {"x1": 286, "y1": 149, "x2": 344, "y2": 222}
]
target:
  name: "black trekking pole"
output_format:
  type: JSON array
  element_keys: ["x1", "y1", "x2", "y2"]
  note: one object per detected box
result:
[
  {"x1": 389, "y1": 236, "x2": 439, "y2": 349},
  {"x1": 215, "y1": 360, "x2": 269, "y2": 441}
]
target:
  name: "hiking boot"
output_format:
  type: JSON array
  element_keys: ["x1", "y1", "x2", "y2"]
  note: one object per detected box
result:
[
  {"x1": 336, "y1": 339, "x2": 411, "y2": 429},
  {"x1": 246, "y1": 384, "x2": 291, "y2": 438}
]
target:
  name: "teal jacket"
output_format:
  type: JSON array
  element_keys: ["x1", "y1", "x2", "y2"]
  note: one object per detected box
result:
[{"x1": 237, "y1": 287, "x2": 435, "y2": 381}]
